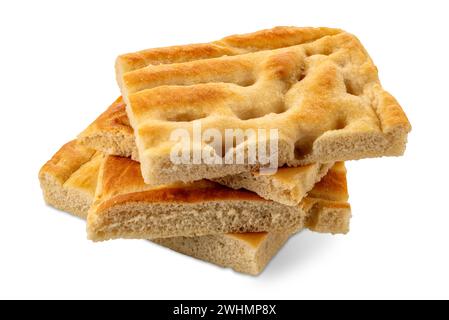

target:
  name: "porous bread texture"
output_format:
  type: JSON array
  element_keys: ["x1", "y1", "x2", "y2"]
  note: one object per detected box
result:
[
  {"x1": 78, "y1": 97, "x2": 139, "y2": 160},
  {"x1": 39, "y1": 172, "x2": 92, "y2": 218},
  {"x1": 79, "y1": 132, "x2": 137, "y2": 159},
  {"x1": 90, "y1": 199, "x2": 301, "y2": 241},
  {"x1": 213, "y1": 162, "x2": 333, "y2": 206},
  {"x1": 77, "y1": 97, "x2": 333, "y2": 205},
  {"x1": 301, "y1": 161, "x2": 351, "y2": 234},
  {"x1": 303, "y1": 201, "x2": 351, "y2": 234},
  {"x1": 116, "y1": 26, "x2": 411, "y2": 185},
  {"x1": 86, "y1": 156, "x2": 351, "y2": 241},
  {"x1": 154, "y1": 232, "x2": 289, "y2": 276},
  {"x1": 87, "y1": 156, "x2": 301, "y2": 240}
]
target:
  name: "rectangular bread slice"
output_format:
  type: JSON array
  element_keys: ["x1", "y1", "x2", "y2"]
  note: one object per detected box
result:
[
  {"x1": 78, "y1": 97, "x2": 333, "y2": 205},
  {"x1": 86, "y1": 156, "x2": 350, "y2": 241},
  {"x1": 116, "y1": 26, "x2": 411, "y2": 185},
  {"x1": 39, "y1": 140, "x2": 350, "y2": 275}
]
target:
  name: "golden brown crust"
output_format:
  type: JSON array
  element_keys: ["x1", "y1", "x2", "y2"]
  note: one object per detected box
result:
[
  {"x1": 79, "y1": 97, "x2": 132, "y2": 136},
  {"x1": 38, "y1": 140, "x2": 96, "y2": 184},
  {"x1": 307, "y1": 162, "x2": 348, "y2": 202},
  {"x1": 64, "y1": 153, "x2": 103, "y2": 197},
  {"x1": 116, "y1": 26, "x2": 411, "y2": 185},
  {"x1": 370, "y1": 84, "x2": 411, "y2": 133},
  {"x1": 38, "y1": 141, "x2": 102, "y2": 218},
  {"x1": 117, "y1": 27, "x2": 342, "y2": 73},
  {"x1": 218, "y1": 27, "x2": 343, "y2": 50}
]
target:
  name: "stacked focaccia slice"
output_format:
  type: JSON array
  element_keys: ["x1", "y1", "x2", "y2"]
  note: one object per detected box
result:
[
  {"x1": 115, "y1": 27, "x2": 410, "y2": 185},
  {"x1": 39, "y1": 138, "x2": 350, "y2": 275},
  {"x1": 39, "y1": 26, "x2": 410, "y2": 275}
]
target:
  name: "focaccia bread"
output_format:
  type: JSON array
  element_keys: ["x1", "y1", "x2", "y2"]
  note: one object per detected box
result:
[
  {"x1": 86, "y1": 155, "x2": 350, "y2": 241},
  {"x1": 38, "y1": 140, "x2": 101, "y2": 218},
  {"x1": 39, "y1": 140, "x2": 350, "y2": 275},
  {"x1": 153, "y1": 232, "x2": 290, "y2": 276},
  {"x1": 78, "y1": 97, "x2": 138, "y2": 159},
  {"x1": 78, "y1": 97, "x2": 333, "y2": 206},
  {"x1": 116, "y1": 26, "x2": 411, "y2": 185}
]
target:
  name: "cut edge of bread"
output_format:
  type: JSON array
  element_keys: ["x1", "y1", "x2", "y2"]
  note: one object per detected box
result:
[
  {"x1": 154, "y1": 232, "x2": 290, "y2": 276},
  {"x1": 86, "y1": 155, "x2": 350, "y2": 241},
  {"x1": 213, "y1": 162, "x2": 333, "y2": 206}
]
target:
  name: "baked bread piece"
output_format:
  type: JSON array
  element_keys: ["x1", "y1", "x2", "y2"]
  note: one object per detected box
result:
[
  {"x1": 78, "y1": 97, "x2": 139, "y2": 160},
  {"x1": 213, "y1": 164, "x2": 331, "y2": 206},
  {"x1": 87, "y1": 154, "x2": 350, "y2": 240},
  {"x1": 78, "y1": 97, "x2": 333, "y2": 205},
  {"x1": 39, "y1": 140, "x2": 101, "y2": 218},
  {"x1": 153, "y1": 233, "x2": 290, "y2": 275},
  {"x1": 39, "y1": 141, "x2": 350, "y2": 274},
  {"x1": 38, "y1": 141, "x2": 289, "y2": 275},
  {"x1": 116, "y1": 26, "x2": 411, "y2": 185}
]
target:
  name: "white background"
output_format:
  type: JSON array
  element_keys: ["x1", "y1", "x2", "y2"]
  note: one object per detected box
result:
[{"x1": 0, "y1": 0, "x2": 448, "y2": 300}]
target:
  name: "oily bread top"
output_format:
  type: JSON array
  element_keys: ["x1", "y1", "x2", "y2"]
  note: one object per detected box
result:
[
  {"x1": 80, "y1": 97, "x2": 132, "y2": 139},
  {"x1": 39, "y1": 140, "x2": 96, "y2": 185},
  {"x1": 38, "y1": 141, "x2": 104, "y2": 200},
  {"x1": 116, "y1": 26, "x2": 411, "y2": 184}
]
